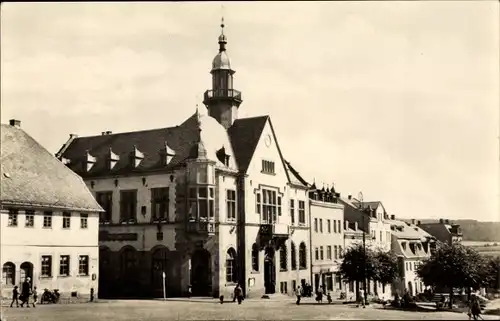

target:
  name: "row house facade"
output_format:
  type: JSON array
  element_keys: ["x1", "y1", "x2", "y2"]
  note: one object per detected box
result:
[
  {"x1": 56, "y1": 23, "x2": 312, "y2": 299},
  {"x1": 1, "y1": 120, "x2": 103, "y2": 300},
  {"x1": 389, "y1": 217, "x2": 436, "y2": 296},
  {"x1": 308, "y1": 186, "x2": 344, "y2": 295}
]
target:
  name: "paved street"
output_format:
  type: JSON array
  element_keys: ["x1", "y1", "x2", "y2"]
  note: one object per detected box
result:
[{"x1": 1, "y1": 298, "x2": 498, "y2": 321}]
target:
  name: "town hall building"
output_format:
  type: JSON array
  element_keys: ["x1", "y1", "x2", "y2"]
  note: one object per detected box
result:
[{"x1": 56, "y1": 21, "x2": 312, "y2": 299}]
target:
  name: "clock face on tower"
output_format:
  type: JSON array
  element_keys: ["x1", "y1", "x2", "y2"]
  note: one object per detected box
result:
[{"x1": 264, "y1": 134, "x2": 272, "y2": 147}]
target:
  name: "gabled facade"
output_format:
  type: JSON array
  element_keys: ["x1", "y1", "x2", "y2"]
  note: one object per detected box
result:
[
  {"x1": 56, "y1": 21, "x2": 311, "y2": 299},
  {"x1": 388, "y1": 217, "x2": 436, "y2": 297},
  {"x1": 1, "y1": 120, "x2": 103, "y2": 300}
]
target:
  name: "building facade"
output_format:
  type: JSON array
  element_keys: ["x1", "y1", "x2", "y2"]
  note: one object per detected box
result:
[
  {"x1": 56, "y1": 22, "x2": 312, "y2": 299},
  {"x1": 308, "y1": 187, "x2": 344, "y2": 295},
  {"x1": 418, "y1": 219, "x2": 463, "y2": 246},
  {"x1": 388, "y1": 217, "x2": 436, "y2": 297},
  {"x1": 1, "y1": 120, "x2": 103, "y2": 300}
]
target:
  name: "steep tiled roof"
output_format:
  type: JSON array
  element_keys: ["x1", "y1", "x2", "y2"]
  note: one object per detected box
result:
[
  {"x1": 284, "y1": 160, "x2": 308, "y2": 187},
  {"x1": 228, "y1": 116, "x2": 268, "y2": 173},
  {"x1": 1, "y1": 124, "x2": 103, "y2": 212},
  {"x1": 390, "y1": 219, "x2": 433, "y2": 240},
  {"x1": 61, "y1": 113, "x2": 200, "y2": 177}
]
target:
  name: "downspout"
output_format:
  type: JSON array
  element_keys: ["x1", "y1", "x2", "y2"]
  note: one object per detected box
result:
[{"x1": 308, "y1": 190, "x2": 313, "y2": 287}]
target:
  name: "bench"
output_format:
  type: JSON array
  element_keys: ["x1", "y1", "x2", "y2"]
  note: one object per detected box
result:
[{"x1": 432, "y1": 294, "x2": 449, "y2": 309}]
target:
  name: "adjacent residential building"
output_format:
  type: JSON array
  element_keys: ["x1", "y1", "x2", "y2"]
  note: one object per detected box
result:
[
  {"x1": 308, "y1": 186, "x2": 344, "y2": 295},
  {"x1": 1, "y1": 120, "x2": 103, "y2": 300},
  {"x1": 56, "y1": 22, "x2": 312, "y2": 299},
  {"x1": 389, "y1": 217, "x2": 436, "y2": 296},
  {"x1": 418, "y1": 219, "x2": 463, "y2": 246},
  {"x1": 339, "y1": 195, "x2": 393, "y2": 298}
]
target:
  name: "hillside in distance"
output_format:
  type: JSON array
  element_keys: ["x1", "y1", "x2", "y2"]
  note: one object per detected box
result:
[{"x1": 409, "y1": 219, "x2": 500, "y2": 242}]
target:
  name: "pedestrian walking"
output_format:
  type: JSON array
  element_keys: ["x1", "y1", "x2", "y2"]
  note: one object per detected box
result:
[
  {"x1": 295, "y1": 286, "x2": 302, "y2": 305},
  {"x1": 232, "y1": 284, "x2": 243, "y2": 304},
  {"x1": 32, "y1": 286, "x2": 38, "y2": 307},
  {"x1": 10, "y1": 286, "x2": 19, "y2": 308},
  {"x1": 19, "y1": 277, "x2": 32, "y2": 308}
]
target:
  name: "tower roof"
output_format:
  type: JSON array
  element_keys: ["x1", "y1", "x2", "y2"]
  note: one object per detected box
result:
[{"x1": 212, "y1": 17, "x2": 232, "y2": 71}]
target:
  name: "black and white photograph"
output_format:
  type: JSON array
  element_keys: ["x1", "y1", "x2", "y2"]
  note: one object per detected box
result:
[{"x1": 0, "y1": 2, "x2": 499, "y2": 320}]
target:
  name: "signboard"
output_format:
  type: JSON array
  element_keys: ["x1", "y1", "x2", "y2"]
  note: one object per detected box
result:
[{"x1": 100, "y1": 232, "x2": 138, "y2": 242}]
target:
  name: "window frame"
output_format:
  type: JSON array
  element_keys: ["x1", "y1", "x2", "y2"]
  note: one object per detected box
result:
[
  {"x1": 78, "y1": 255, "x2": 89, "y2": 276},
  {"x1": 327, "y1": 246, "x2": 332, "y2": 260},
  {"x1": 299, "y1": 242, "x2": 307, "y2": 269},
  {"x1": 43, "y1": 211, "x2": 53, "y2": 228},
  {"x1": 120, "y1": 190, "x2": 138, "y2": 223},
  {"x1": 151, "y1": 187, "x2": 170, "y2": 222},
  {"x1": 290, "y1": 199, "x2": 295, "y2": 224},
  {"x1": 225, "y1": 248, "x2": 237, "y2": 283},
  {"x1": 251, "y1": 243, "x2": 259, "y2": 272},
  {"x1": 2, "y1": 262, "x2": 15, "y2": 285},
  {"x1": 80, "y1": 213, "x2": 88, "y2": 229},
  {"x1": 226, "y1": 189, "x2": 237, "y2": 221},
  {"x1": 188, "y1": 186, "x2": 215, "y2": 221},
  {"x1": 298, "y1": 201, "x2": 306, "y2": 224},
  {"x1": 62, "y1": 212, "x2": 71, "y2": 229},
  {"x1": 59, "y1": 255, "x2": 70, "y2": 276},
  {"x1": 25, "y1": 210, "x2": 35, "y2": 227},
  {"x1": 41, "y1": 255, "x2": 52, "y2": 277},
  {"x1": 7, "y1": 209, "x2": 18, "y2": 227},
  {"x1": 261, "y1": 160, "x2": 276, "y2": 174},
  {"x1": 96, "y1": 191, "x2": 113, "y2": 223}
]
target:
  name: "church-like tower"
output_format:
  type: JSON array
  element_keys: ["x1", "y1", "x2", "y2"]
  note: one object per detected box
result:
[{"x1": 203, "y1": 18, "x2": 243, "y2": 130}]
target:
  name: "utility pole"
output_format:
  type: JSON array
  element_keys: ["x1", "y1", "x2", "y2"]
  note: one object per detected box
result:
[{"x1": 358, "y1": 191, "x2": 367, "y2": 308}]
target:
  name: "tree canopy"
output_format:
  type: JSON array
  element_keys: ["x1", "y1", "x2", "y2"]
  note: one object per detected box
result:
[
  {"x1": 372, "y1": 250, "x2": 399, "y2": 286},
  {"x1": 339, "y1": 243, "x2": 377, "y2": 283},
  {"x1": 416, "y1": 242, "x2": 489, "y2": 291}
]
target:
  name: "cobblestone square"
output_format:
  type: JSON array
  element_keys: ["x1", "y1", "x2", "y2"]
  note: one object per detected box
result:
[{"x1": 1, "y1": 298, "x2": 496, "y2": 321}]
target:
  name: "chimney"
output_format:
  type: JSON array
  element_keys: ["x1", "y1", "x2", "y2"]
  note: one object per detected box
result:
[
  {"x1": 102, "y1": 132, "x2": 106, "y2": 136},
  {"x1": 69, "y1": 134, "x2": 78, "y2": 139},
  {"x1": 106, "y1": 131, "x2": 112, "y2": 135},
  {"x1": 9, "y1": 119, "x2": 21, "y2": 128},
  {"x1": 390, "y1": 214, "x2": 395, "y2": 220},
  {"x1": 445, "y1": 219, "x2": 450, "y2": 224},
  {"x1": 354, "y1": 222, "x2": 358, "y2": 231},
  {"x1": 348, "y1": 195, "x2": 352, "y2": 200},
  {"x1": 439, "y1": 219, "x2": 444, "y2": 224},
  {"x1": 411, "y1": 219, "x2": 416, "y2": 225},
  {"x1": 417, "y1": 220, "x2": 421, "y2": 225}
]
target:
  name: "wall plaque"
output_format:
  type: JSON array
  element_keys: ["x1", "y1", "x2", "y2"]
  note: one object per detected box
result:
[{"x1": 100, "y1": 232, "x2": 138, "y2": 242}]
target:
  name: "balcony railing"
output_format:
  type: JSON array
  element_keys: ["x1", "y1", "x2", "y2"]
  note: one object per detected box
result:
[
  {"x1": 203, "y1": 89, "x2": 242, "y2": 103},
  {"x1": 186, "y1": 219, "x2": 215, "y2": 235},
  {"x1": 259, "y1": 223, "x2": 289, "y2": 237}
]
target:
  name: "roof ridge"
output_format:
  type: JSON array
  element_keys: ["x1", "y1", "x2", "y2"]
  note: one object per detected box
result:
[{"x1": 75, "y1": 126, "x2": 177, "y2": 139}]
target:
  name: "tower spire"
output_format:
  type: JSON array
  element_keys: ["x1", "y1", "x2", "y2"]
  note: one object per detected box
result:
[{"x1": 218, "y1": 15, "x2": 227, "y2": 52}]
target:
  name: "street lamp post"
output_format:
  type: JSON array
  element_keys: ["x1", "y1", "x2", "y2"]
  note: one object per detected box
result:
[{"x1": 358, "y1": 191, "x2": 367, "y2": 308}]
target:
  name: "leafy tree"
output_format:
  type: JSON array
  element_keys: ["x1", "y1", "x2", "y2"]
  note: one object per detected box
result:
[
  {"x1": 416, "y1": 242, "x2": 488, "y2": 307},
  {"x1": 339, "y1": 243, "x2": 377, "y2": 301},
  {"x1": 372, "y1": 250, "x2": 399, "y2": 294},
  {"x1": 483, "y1": 256, "x2": 500, "y2": 290}
]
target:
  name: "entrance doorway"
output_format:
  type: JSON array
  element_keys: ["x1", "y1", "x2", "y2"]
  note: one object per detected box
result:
[
  {"x1": 190, "y1": 249, "x2": 211, "y2": 296},
  {"x1": 264, "y1": 247, "x2": 276, "y2": 294},
  {"x1": 152, "y1": 247, "x2": 169, "y2": 297},
  {"x1": 20, "y1": 262, "x2": 33, "y2": 288}
]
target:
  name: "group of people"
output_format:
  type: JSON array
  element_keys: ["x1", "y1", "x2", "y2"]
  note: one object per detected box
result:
[
  {"x1": 467, "y1": 294, "x2": 483, "y2": 321},
  {"x1": 10, "y1": 277, "x2": 38, "y2": 308},
  {"x1": 295, "y1": 284, "x2": 332, "y2": 305}
]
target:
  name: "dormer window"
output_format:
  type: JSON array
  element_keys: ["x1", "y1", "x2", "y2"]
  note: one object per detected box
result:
[
  {"x1": 129, "y1": 145, "x2": 144, "y2": 168},
  {"x1": 83, "y1": 151, "x2": 96, "y2": 172},
  {"x1": 160, "y1": 141, "x2": 176, "y2": 166},
  {"x1": 262, "y1": 160, "x2": 275, "y2": 174},
  {"x1": 409, "y1": 243, "x2": 416, "y2": 254},
  {"x1": 216, "y1": 146, "x2": 230, "y2": 166},
  {"x1": 107, "y1": 148, "x2": 120, "y2": 170},
  {"x1": 401, "y1": 242, "x2": 407, "y2": 250}
]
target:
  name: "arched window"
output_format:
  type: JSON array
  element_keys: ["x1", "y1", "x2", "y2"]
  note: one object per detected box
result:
[
  {"x1": 226, "y1": 248, "x2": 237, "y2": 283},
  {"x1": 251, "y1": 243, "x2": 259, "y2": 272},
  {"x1": 2, "y1": 262, "x2": 15, "y2": 285},
  {"x1": 291, "y1": 242, "x2": 297, "y2": 270},
  {"x1": 279, "y1": 245, "x2": 287, "y2": 271},
  {"x1": 120, "y1": 248, "x2": 137, "y2": 272},
  {"x1": 299, "y1": 242, "x2": 307, "y2": 269}
]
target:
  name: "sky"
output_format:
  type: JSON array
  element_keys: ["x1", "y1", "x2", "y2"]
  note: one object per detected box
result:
[{"x1": 1, "y1": 2, "x2": 499, "y2": 222}]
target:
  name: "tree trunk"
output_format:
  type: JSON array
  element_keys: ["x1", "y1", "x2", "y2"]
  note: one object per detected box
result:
[
  {"x1": 467, "y1": 287, "x2": 471, "y2": 303},
  {"x1": 448, "y1": 287, "x2": 453, "y2": 308}
]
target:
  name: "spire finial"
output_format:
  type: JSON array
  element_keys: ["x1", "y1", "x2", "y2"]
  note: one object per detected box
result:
[{"x1": 218, "y1": 6, "x2": 227, "y2": 52}]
